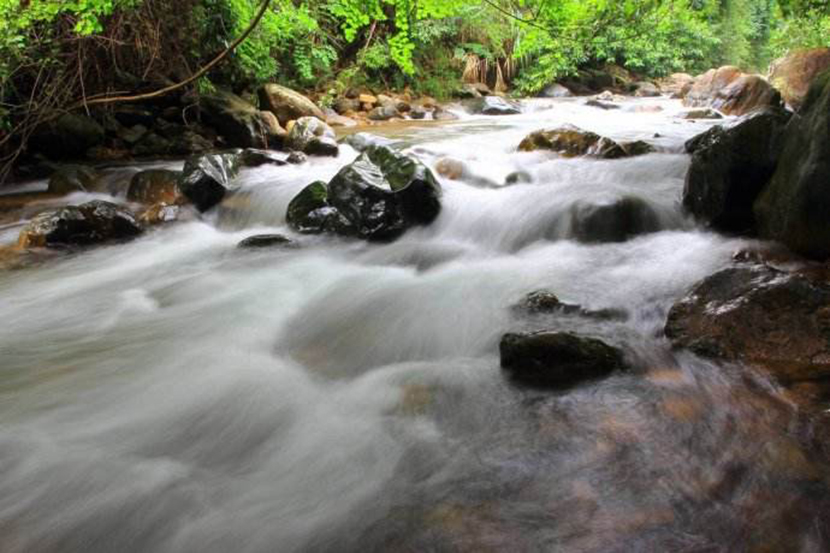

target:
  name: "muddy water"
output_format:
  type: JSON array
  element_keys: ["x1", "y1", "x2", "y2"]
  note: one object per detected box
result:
[{"x1": 0, "y1": 98, "x2": 828, "y2": 552}]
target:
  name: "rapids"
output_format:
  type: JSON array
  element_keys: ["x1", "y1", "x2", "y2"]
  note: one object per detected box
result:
[{"x1": 1, "y1": 98, "x2": 828, "y2": 552}]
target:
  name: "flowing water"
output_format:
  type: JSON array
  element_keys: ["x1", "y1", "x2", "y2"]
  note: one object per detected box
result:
[{"x1": 1, "y1": 98, "x2": 829, "y2": 552}]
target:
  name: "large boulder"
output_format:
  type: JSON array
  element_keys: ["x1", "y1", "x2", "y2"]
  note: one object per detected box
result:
[
  {"x1": 755, "y1": 71, "x2": 830, "y2": 260},
  {"x1": 258, "y1": 84, "x2": 325, "y2": 127},
  {"x1": 18, "y1": 200, "x2": 143, "y2": 248},
  {"x1": 500, "y1": 331, "x2": 628, "y2": 388},
  {"x1": 518, "y1": 125, "x2": 654, "y2": 158},
  {"x1": 682, "y1": 107, "x2": 791, "y2": 233},
  {"x1": 199, "y1": 90, "x2": 280, "y2": 149},
  {"x1": 684, "y1": 67, "x2": 781, "y2": 115},
  {"x1": 659, "y1": 73, "x2": 695, "y2": 98},
  {"x1": 127, "y1": 169, "x2": 183, "y2": 204},
  {"x1": 540, "y1": 83, "x2": 573, "y2": 98},
  {"x1": 285, "y1": 117, "x2": 338, "y2": 157},
  {"x1": 665, "y1": 266, "x2": 830, "y2": 389},
  {"x1": 569, "y1": 196, "x2": 662, "y2": 243},
  {"x1": 768, "y1": 48, "x2": 830, "y2": 110},
  {"x1": 178, "y1": 152, "x2": 241, "y2": 211},
  {"x1": 286, "y1": 145, "x2": 442, "y2": 241},
  {"x1": 466, "y1": 96, "x2": 521, "y2": 115},
  {"x1": 633, "y1": 81, "x2": 661, "y2": 97},
  {"x1": 29, "y1": 113, "x2": 105, "y2": 160}
]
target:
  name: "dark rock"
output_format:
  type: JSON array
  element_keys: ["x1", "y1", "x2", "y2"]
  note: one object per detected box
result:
[
  {"x1": 326, "y1": 145, "x2": 442, "y2": 240},
  {"x1": 258, "y1": 84, "x2": 325, "y2": 126},
  {"x1": 18, "y1": 200, "x2": 143, "y2": 248},
  {"x1": 755, "y1": 71, "x2": 830, "y2": 259},
  {"x1": 48, "y1": 165, "x2": 101, "y2": 195},
  {"x1": 466, "y1": 96, "x2": 521, "y2": 116},
  {"x1": 585, "y1": 99, "x2": 620, "y2": 110},
  {"x1": 505, "y1": 171, "x2": 533, "y2": 185},
  {"x1": 665, "y1": 266, "x2": 830, "y2": 386},
  {"x1": 199, "y1": 90, "x2": 275, "y2": 149},
  {"x1": 286, "y1": 117, "x2": 338, "y2": 157},
  {"x1": 127, "y1": 169, "x2": 183, "y2": 204},
  {"x1": 514, "y1": 290, "x2": 627, "y2": 321},
  {"x1": 500, "y1": 331, "x2": 628, "y2": 388},
  {"x1": 455, "y1": 83, "x2": 491, "y2": 99},
  {"x1": 768, "y1": 48, "x2": 830, "y2": 110},
  {"x1": 570, "y1": 196, "x2": 662, "y2": 243},
  {"x1": 178, "y1": 152, "x2": 241, "y2": 211},
  {"x1": 239, "y1": 149, "x2": 288, "y2": 167},
  {"x1": 118, "y1": 124, "x2": 149, "y2": 145},
  {"x1": 238, "y1": 234, "x2": 295, "y2": 249},
  {"x1": 286, "y1": 145, "x2": 442, "y2": 241},
  {"x1": 168, "y1": 131, "x2": 214, "y2": 155},
  {"x1": 113, "y1": 106, "x2": 155, "y2": 127},
  {"x1": 683, "y1": 107, "x2": 791, "y2": 233},
  {"x1": 30, "y1": 113, "x2": 105, "y2": 160},
  {"x1": 286, "y1": 181, "x2": 354, "y2": 235}
]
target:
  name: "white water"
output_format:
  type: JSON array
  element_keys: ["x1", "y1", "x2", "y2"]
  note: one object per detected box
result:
[{"x1": 1, "y1": 98, "x2": 828, "y2": 552}]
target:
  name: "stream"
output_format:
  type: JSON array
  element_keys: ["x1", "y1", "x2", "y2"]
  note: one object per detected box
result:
[{"x1": 1, "y1": 97, "x2": 829, "y2": 552}]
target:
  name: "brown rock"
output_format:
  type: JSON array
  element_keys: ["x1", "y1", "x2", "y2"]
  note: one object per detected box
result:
[
  {"x1": 768, "y1": 48, "x2": 830, "y2": 110},
  {"x1": 665, "y1": 266, "x2": 830, "y2": 388},
  {"x1": 685, "y1": 67, "x2": 781, "y2": 115},
  {"x1": 258, "y1": 84, "x2": 325, "y2": 127},
  {"x1": 518, "y1": 125, "x2": 653, "y2": 159},
  {"x1": 127, "y1": 169, "x2": 183, "y2": 204}
]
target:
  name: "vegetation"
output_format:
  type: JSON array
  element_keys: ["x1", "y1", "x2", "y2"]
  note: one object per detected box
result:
[{"x1": 0, "y1": 0, "x2": 828, "y2": 173}]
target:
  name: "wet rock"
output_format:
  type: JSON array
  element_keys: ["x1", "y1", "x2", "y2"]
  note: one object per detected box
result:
[
  {"x1": 633, "y1": 82, "x2": 661, "y2": 97},
  {"x1": 518, "y1": 125, "x2": 650, "y2": 159},
  {"x1": 541, "y1": 83, "x2": 573, "y2": 98},
  {"x1": 168, "y1": 131, "x2": 215, "y2": 155},
  {"x1": 570, "y1": 196, "x2": 662, "y2": 243},
  {"x1": 505, "y1": 171, "x2": 532, "y2": 185},
  {"x1": 683, "y1": 107, "x2": 791, "y2": 233},
  {"x1": 684, "y1": 67, "x2": 782, "y2": 115},
  {"x1": 287, "y1": 146, "x2": 442, "y2": 241},
  {"x1": 137, "y1": 203, "x2": 184, "y2": 226},
  {"x1": 127, "y1": 169, "x2": 183, "y2": 204},
  {"x1": 342, "y1": 132, "x2": 394, "y2": 153},
  {"x1": 434, "y1": 158, "x2": 466, "y2": 180},
  {"x1": 455, "y1": 83, "x2": 490, "y2": 99},
  {"x1": 500, "y1": 331, "x2": 628, "y2": 388},
  {"x1": 326, "y1": 145, "x2": 442, "y2": 240},
  {"x1": 287, "y1": 151, "x2": 307, "y2": 164},
  {"x1": 286, "y1": 181, "x2": 354, "y2": 235},
  {"x1": 239, "y1": 148, "x2": 288, "y2": 167},
  {"x1": 258, "y1": 83, "x2": 325, "y2": 126},
  {"x1": 755, "y1": 71, "x2": 830, "y2": 260},
  {"x1": 47, "y1": 165, "x2": 101, "y2": 195},
  {"x1": 237, "y1": 234, "x2": 295, "y2": 249},
  {"x1": 514, "y1": 290, "x2": 627, "y2": 321},
  {"x1": 178, "y1": 152, "x2": 241, "y2": 211},
  {"x1": 257, "y1": 110, "x2": 287, "y2": 147},
  {"x1": 768, "y1": 48, "x2": 830, "y2": 110},
  {"x1": 677, "y1": 108, "x2": 723, "y2": 120},
  {"x1": 585, "y1": 99, "x2": 620, "y2": 110},
  {"x1": 30, "y1": 113, "x2": 105, "y2": 160},
  {"x1": 113, "y1": 106, "x2": 155, "y2": 127},
  {"x1": 466, "y1": 96, "x2": 521, "y2": 116},
  {"x1": 118, "y1": 124, "x2": 149, "y2": 145},
  {"x1": 665, "y1": 266, "x2": 830, "y2": 387},
  {"x1": 199, "y1": 90, "x2": 276, "y2": 149},
  {"x1": 18, "y1": 200, "x2": 143, "y2": 248},
  {"x1": 286, "y1": 117, "x2": 338, "y2": 157},
  {"x1": 368, "y1": 105, "x2": 400, "y2": 121}
]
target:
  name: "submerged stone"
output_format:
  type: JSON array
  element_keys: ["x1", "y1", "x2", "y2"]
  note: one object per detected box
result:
[{"x1": 18, "y1": 200, "x2": 143, "y2": 248}]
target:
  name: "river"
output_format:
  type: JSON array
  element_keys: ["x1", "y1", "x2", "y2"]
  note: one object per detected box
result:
[{"x1": 1, "y1": 97, "x2": 828, "y2": 552}]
